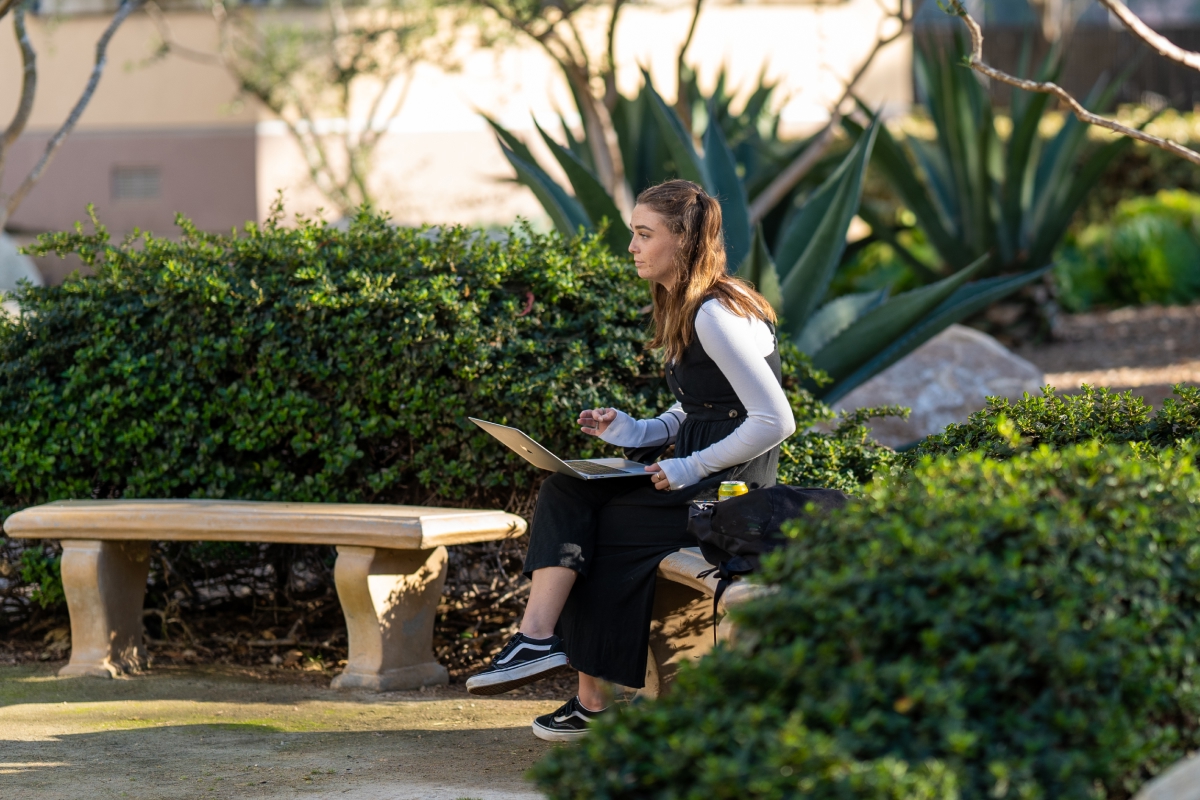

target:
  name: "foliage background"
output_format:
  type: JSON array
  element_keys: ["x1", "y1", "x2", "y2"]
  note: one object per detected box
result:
[
  {"x1": 533, "y1": 442, "x2": 1200, "y2": 799},
  {"x1": 0, "y1": 210, "x2": 895, "y2": 672}
]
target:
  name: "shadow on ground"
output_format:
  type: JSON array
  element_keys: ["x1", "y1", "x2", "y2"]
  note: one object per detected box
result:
[{"x1": 0, "y1": 664, "x2": 560, "y2": 799}]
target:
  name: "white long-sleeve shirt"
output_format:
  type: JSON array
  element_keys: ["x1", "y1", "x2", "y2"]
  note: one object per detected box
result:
[{"x1": 598, "y1": 298, "x2": 796, "y2": 489}]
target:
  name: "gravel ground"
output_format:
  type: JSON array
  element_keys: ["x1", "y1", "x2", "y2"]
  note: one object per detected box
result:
[{"x1": 1017, "y1": 303, "x2": 1200, "y2": 408}]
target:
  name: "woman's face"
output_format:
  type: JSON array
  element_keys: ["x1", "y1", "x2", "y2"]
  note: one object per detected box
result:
[{"x1": 629, "y1": 205, "x2": 680, "y2": 291}]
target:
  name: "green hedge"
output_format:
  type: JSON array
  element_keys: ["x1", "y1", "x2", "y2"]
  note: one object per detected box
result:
[
  {"x1": 0, "y1": 209, "x2": 895, "y2": 627},
  {"x1": 904, "y1": 383, "x2": 1200, "y2": 463},
  {"x1": 532, "y1": 442, "x2": 1200, "y2": 799}
]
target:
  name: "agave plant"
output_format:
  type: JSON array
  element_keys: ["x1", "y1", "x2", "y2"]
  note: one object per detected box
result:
[
  {"x1": 487, "y1": 69, "x2": 836, "y2": 259},
  {"x1": 848, "y1": 35, "x2": 1134, "y2": 283},
  {"x1": 490, "y1": 77, "x2": 1046, "y2": 404}
]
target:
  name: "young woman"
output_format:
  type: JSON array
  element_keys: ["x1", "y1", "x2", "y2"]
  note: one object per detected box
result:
[{"x1": 466, "y1": 179, "x2": 796, "y2": 741}]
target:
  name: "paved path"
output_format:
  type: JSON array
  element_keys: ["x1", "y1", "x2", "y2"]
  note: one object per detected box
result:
[{"x1": 0, "y1": 665, "x2": 558, "y2": 799}]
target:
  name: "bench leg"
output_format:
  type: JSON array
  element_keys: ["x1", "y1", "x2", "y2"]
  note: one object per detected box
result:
[
  {"x1": 331, "y1": 545, "x2": 449, "y2": 692},
  {"x1": 58, "y1": 540, "x2": 150, "y2": 678},
  {"x1": 639, "y1": 576, "x2": 716, "y2": 700}
]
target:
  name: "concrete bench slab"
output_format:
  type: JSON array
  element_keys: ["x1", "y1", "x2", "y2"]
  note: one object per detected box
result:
[{"x1": 5, "y1": 499, "x2": 526, "y2": 691}]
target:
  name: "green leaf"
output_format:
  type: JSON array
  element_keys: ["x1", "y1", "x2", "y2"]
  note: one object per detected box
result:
[
  {"x1": 794, "y1": 288, "x2": 889, "y2": 357},
  {"x1": 482, "y1": 114, "x2": 536, "y2": 166},
  {"x1": 809, "y1": 253, "x2": 989, "y2": 392},
  {"x1": 643, "y1": 73, "x2": 710, "y2": 187},
  {"x1": 702, "y1": 103, "x2": 752, "y2": 270},
  {"x1": 533, "y1": 119, "x2": 628, "y2": 255},
  {"x1": 822, "y1": 266, "x2": 1051, "y2": 404},
  {"x1": 734, "y1": 224, "x2": 782, "y2": 312},
  {"x1": 847, "y1": 112, "x2": 969, "y2": 269},
  {"x1": 774, "y1": 117, "x2": 879, "y2": 337},
  {"x1": 495, "y1": 138, "x2": 591, "y2": 238}
]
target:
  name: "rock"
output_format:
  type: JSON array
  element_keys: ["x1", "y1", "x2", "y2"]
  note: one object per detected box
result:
[
  {"x1": 1134, "y1": 753, "x2": 1200, "y2": 799},
  {"x1": 832, "y1": 324, "x2": 1044, "y2": 448},
  {"x1": 0, "y1": 233, "x2": 43, "y2": 293}
]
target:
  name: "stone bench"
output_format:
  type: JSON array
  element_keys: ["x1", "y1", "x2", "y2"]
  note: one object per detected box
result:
[
  {"x1": 643, "y1": 547, "x2": 768, "y2": 697},
  {"x1": 3, "y1": 499, "x2": 526, "y2": 691}
]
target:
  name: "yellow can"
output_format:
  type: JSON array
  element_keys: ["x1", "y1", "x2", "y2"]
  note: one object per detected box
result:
[{"x1": 718, "y1": 481, "x2": 748, "y2": 501}]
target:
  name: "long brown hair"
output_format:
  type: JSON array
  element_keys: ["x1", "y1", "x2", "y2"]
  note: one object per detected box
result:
[{"x1": 638, "y1": 180, "x2": 776, "y2": 363}]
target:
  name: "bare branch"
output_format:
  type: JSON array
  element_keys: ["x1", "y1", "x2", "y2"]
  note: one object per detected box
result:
[
  {"x1": 948, "y1": 0, "x2": 1200, "y2": 167},
  {"x1": 3, "y1": 0, "x2": 146, "y2": 230},
  {"x1": 674, "y1": 0, "x2": 703, "y2": 127},
  {"x1": 603, "y1": 0, "x2": 627, "y2": 110},
  {"x1": 0, "y1": 0, "x2": 20, "y2": 22},
  {"x1": 145, "y1": 1, "x2": 220, "y2": 65},
  {"x1": 1, "y1": 1, "x2": 36, "y2": 170},
  {"x1": 748, "y1": 2, "x2": 909, "y2": 224},
  {"x1": 1095, "y1": 0, "x2": 1200, "y2": 71},
  {"x1": 748, "y1": 124, "x2": 839, "y2": 225}
]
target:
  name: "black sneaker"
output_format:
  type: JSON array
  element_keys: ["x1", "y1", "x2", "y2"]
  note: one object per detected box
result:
[
  {"x1": 465, "y1": 633, "x2": 570, "y2": 696},
  {"x1": 532, "y1": 696, "x2": 606, "y2": 742}
]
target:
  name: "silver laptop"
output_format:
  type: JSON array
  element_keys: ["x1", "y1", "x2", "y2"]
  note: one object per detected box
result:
[{"x1": 468, "y1": 418, "x2": 650, "y2": 479}]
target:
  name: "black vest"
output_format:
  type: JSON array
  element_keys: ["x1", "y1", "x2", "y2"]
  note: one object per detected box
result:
[{"x1": 664, "y1": 315, "x2": 784, "y2": 491}]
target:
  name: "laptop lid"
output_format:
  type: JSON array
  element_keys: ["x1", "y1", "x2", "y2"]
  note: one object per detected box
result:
[{"x1": 468, "y1": 418, "x2": 576, "y2": 476}]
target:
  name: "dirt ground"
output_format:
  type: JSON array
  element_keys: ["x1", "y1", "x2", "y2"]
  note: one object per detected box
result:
[
  {"x1": 1018, "y1": 302, "x2": 1200, "y2": 407},
  {"x1": 0, "y1": 663, "x2": 582, "y2": 800}
]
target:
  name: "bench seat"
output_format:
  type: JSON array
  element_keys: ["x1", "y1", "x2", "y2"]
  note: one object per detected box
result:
[
  {"x1": 4, "y1": 499, "x2": 526, "y2": 691},
  {"x1": 645, "y1": 547, "x2": 769, "y2": 697}
]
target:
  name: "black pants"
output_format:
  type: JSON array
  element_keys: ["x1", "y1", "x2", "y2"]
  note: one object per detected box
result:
[{"x1": 522, "y1": 473, "x2": 698, "y2": 688}]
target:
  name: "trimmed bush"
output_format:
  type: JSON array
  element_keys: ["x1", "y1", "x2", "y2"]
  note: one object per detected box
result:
[
  {"x1": 1059, "y1": 190, "x2": 1200, "y2": 311},
  {"x1": 532, "y1": 443, "x2": 1200, "y2": 799},
  {"x1": 0, "y1": 209, "x2": 895, "y2": 637},
  {"x1": 905, "y1": 383, "x2": 1200, "y2": 462}
]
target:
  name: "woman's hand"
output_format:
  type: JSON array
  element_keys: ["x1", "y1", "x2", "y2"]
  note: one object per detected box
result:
[
  {"x1": 578, "y1": 408, "x2": 617, "y2": 437},
  {"x1": 646, "y1": 462, "x2": 671, "y2": 491}
]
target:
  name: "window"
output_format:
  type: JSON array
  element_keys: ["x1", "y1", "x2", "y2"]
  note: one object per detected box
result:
[{"x1": 112, "y1": 166, "x2": 161, "y2": 201}]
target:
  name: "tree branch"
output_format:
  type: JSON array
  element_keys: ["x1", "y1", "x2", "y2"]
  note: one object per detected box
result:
[
  {"x1": 3, "y1": 0, "x2": 146, "y2": 230},
  {"x1": 748, "y1": 1, "x2": 908, "y2": 224},
  {"x1": 144, "y1": 1, "x2": 221, "y2": 65},
  {"x1": 1095, "y1": 0, "x2": 1200, "y2": 71},
  {"x1": 1, "y1": 0, "x2": 37, "y2": 178},
  {"x1": 948, "y1": 0, "x2": 1200, "y2": 167},
  {"x1": 603, "y1": 0, "x2": 626, "y2": 111},
  {"x1": 0, "y1": 0, "x2": 20, "y2": 23},
  {"x1": 674, "y1": 0, "x2": 703, "y2": 124}
]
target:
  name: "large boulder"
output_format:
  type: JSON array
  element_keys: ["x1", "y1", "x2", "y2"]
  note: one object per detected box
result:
[{"x1": 833, "y1": 324, "x2": 1043, "y2": 448}]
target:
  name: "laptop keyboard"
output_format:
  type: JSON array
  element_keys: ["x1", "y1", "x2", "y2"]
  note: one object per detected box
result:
[{"x1": 564, "y1": 460, "x2": 629, "y2": 476}]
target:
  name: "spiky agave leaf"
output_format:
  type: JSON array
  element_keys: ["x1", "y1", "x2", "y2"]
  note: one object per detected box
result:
[
  {"x1": 773, "y1": 117, "x2": 880, "y2": 338},
  {"x1": 703, "y1": 102, "x2": 752, "y2": 270},
  {"x1": 808, "y1": 254, "x2": 989, "y2": 394},
  {"x1": 735, "y1": 224, "x2": 783, "y2": 313},
  {"x1": 822, "y1": 265, "x2": 1052, "y2": 404},
  {"x1": 533, "y1": 119, "x2": 628, "y2": 256}
]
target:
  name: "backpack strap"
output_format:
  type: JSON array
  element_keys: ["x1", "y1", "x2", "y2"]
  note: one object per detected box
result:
[{"x1": 696, "y1": 556, "x2": 755, "y2": 644}]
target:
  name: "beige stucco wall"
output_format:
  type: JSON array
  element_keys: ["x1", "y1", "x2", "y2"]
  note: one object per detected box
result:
[{"x1": 0, "y1": 1, "x2": 912, "y2": 244}]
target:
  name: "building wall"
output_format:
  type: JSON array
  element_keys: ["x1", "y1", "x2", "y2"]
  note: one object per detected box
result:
[
  {"x1": 4, "y1": 127, "x2": 257, "y2": 236},
  {"x1": 1, "y1": 1, "x2": 913, "y2": 280}
]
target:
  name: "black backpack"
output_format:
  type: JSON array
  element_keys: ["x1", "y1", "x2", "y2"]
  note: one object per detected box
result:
[{"x1": 686, "y1": 485, "x2": 849, "y2": 634}]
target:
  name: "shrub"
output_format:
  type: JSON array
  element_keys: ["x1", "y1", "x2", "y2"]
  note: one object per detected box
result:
[
  {"x1": 532, "y1": 443, "x2": 1200, "y2": 799},
  {"x1": 1056, "y1": 190, "x2": 1200, "y2": 311},
  {"x1": 0, "y1": 208, "x2": 894, "y2": 641},
  {"x1": 905, "y1": 383, "x2": 1200, "y2": 462}
]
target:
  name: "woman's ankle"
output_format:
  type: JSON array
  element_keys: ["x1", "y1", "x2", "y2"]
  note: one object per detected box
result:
[
  {"x1": 518, "y1": 626, "x2": 556, "y2": 641},
  {"x1": 576, "y1": 693, "x2": 607, "y2": 713},
  {"x1": 577, "y1": 674, "x2": 610, "y2": 712}
]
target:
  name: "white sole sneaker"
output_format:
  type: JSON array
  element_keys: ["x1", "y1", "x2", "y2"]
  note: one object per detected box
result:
[
  {"x1": 465, "y1": 653, "x2": 570, "y2": 696},
  {"x1": 531, "y1": 718, "x2": 590, "y2": 742}
]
